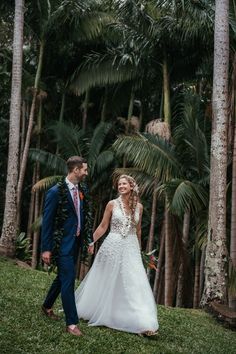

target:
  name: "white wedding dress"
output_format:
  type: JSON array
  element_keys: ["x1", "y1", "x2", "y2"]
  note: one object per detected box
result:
[{"x1": 75, "y1": 197, "x2": 159, "y2": 334}]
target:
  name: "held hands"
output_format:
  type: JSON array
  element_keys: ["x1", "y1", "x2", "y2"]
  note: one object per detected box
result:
[
  {"x1": 42, "y1": 251, "x2": 52, "y2": 265},
  {"x1": 88, "y1": 244, "x2": 94, "y2": 255}
]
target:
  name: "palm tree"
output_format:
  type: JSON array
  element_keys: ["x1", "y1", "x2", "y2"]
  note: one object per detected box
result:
[
  {"x1": 201, "y1": 0, "x2": 229, "y2": 306},
  {"x1": 29, "y1": 120, "x2": 115, "y2": 267},
  {"x1": 17, "y1": 0, "x2": 113, "y2": 228},
  {"x1": 113, "y1": 92, "x2": 210, "y2": 306},
  {"x1": 0, "y1": 0, "x2": 24, "y2": 256}
]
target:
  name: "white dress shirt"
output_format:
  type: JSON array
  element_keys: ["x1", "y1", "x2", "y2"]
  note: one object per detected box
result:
[{"x1": 65, "y1": 177, "x2": 80, "y2": 231}]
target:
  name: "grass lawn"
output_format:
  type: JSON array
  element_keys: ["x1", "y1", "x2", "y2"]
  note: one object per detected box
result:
[{"x1": 0, "y1": 256, "x2": 236, "y2": 354}]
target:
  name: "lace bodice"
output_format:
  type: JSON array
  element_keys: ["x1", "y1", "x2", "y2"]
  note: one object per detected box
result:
[{"x1": 110, "y1": 198, "x2": 139, "y2": 236}]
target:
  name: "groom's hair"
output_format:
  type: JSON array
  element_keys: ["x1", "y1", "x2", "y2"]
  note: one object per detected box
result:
[{"x1": 66, "y1": 156, "x2": 87, "y2": 172}]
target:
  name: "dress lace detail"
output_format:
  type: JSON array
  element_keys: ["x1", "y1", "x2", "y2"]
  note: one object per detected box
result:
[{"x1": 75, "y1": 198, "x2": 159, "y2": 334}]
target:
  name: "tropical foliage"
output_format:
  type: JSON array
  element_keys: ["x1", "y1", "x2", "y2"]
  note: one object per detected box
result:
[{"x1": 1, "y1": 0, "x2": 236, "y2": 315}]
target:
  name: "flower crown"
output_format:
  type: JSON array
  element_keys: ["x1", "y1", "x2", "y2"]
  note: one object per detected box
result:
[{"x1": 132, "y1": 183, "x2": 139, "y2": 194}]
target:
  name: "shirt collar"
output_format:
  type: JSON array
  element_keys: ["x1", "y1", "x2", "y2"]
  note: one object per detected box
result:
[{"x1": 65, "y1": 177, "x2": 78, "y2": 190}]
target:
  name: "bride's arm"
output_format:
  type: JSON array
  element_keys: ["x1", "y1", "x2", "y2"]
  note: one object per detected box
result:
[
  {"x1": 136, "y1": 203, "x2": 143, "y2": 247},
  {"x1": 88, "y1": 201, "x2": 113, "y2": 254},
  {"x1": 91, "y1": 201, "x2": 114, "y2": 244}
]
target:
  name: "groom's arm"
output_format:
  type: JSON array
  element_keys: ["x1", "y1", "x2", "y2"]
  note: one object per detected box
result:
[{"x1": 41, "y1": 186, "x2": 59, "y2": 256}]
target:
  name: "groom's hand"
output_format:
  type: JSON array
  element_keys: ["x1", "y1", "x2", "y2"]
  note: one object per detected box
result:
[
  {"x1": 88, "y1": 245, "x2": 94, "y2": 255},
  {"x1": 42, "y1": 251, "x2": 52, "y2": 265}
]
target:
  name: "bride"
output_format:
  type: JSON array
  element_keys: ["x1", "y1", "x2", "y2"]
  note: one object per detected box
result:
[{"x1": 75, "y1": 174, "x2": 159, "y2": 335}]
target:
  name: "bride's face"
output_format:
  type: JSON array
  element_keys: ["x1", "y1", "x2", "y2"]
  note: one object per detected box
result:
[{"x1": 118, "y1": 178, "x2": 132, "y2": 195}]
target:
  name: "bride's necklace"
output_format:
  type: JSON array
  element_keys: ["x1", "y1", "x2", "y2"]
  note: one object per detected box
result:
[{"x1": 118, "y1": 196, "x2": 131, "y2": 238}]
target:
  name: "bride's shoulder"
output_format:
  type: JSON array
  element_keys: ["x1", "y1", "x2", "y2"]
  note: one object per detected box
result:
[
  {"x1": 106, "y1": 198, "x2": 119, "y2": 210},
  {"x1": 137, "y1": 202, "x2": 143, "y2": 212},
  {"x1": 106, "y1": 199, "x2": 117, "y2": 208}
]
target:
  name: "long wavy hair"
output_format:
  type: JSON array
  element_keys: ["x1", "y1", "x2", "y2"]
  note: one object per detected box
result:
[{"x1": 117, "y1": 174, "x2": 139, "y2": 223}]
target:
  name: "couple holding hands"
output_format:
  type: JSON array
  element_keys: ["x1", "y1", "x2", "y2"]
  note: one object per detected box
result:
[{"x1": 41, "y1": 156, "x2": 159, "y2": 337}]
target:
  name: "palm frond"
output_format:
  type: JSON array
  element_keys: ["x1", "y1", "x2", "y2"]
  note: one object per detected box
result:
[
  {"x1": 173, "y1": 94, "x2": 210, "y2": 181},
  {"x1": 113, "y1": 133, "x2": 180, "y2": 182},
  {"x1": 113, "y1": 167, "x2": 157, "y2": 196},
  {"x1": 33, "y1": 176, "x2": 63, "y2": 192},
  {"x1": 159, "y1": 179, "x2": 208, "y2": 216},
  {"x1": 29, "y1": 149, "x2": 67, "y2": 174},
  {"x1": 95, "y1": 150, "x2": 115, "y2": 175},
  {"x1": 48, "y1": 121, "x2": 87, "y2": 158},
  {"x1": 70, "y1": 55, "x2": 138, "y2": 95},
  {"x1": 47, "y1": 0, "x2": 113, "y2": 41},
  {"x1": 88, "y1": 122, "x2": 112, "y2": 176}
]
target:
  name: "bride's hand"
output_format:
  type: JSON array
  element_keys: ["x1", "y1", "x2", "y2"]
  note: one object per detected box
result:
[{"x1": 88, "y1": 244, "x2": 94, "y2": 255}]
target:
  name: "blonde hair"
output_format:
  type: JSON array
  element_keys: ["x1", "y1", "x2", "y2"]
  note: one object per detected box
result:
[{"x1": 117, "y1": 174, "x2": 139, "y2": 222}]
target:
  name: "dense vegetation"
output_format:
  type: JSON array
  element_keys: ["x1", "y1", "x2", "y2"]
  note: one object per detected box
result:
[{"x1": 0, "y1": 0, "x2": 236, "y2": 312}]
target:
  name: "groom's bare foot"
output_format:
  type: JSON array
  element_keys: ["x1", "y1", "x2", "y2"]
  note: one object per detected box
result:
[{"x1": 66, "y1": 325, "x2": 83, "y2": 337}]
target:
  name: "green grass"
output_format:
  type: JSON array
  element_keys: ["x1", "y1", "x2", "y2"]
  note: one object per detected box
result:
[{"x1": 0, "y1": 256, "x2": 236, "y2": 354}]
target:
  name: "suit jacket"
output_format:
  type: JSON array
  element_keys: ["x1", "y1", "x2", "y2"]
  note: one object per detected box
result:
[{"x1": 41, "y1": 182, "x2": 87, "y2": 256}]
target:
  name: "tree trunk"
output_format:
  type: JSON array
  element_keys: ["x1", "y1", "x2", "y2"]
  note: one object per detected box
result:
[
  {"x1": 101, "y1": 87, "x2": 108, "y2": 122},
  {"x1": 153, "y1": 227, "x2": 165, "y2": 300},
  {"x1": 126, "y1": 86, "x2": 135, "y2": 134},
  {"x1": 31, "y1": 167, "x2": 40, "y2": 269},
  {"x1": 82, "y1": 89, "x2": 90, "y2": 130},
  {"x1": 193, "y1": 249, "x2": 200, "y2": 308},
  {"x1": 31, "y1": 101, "x2": 42, "y2": 269},
  {"x1": 176, "y1": 210, "x2": 190, "y2": 307},
  {"x1": 164, "y1": 208, "x2": 173, "y2": 306},
  {"x1": 0, "y1": 0, "x2": 24, "y2": 257},
  {"x1": 20, "y1": 100, "x2": 26, "y2": 162},
  {"x1": 59, "y1": 91, "x2": 66, "y2": 123},
  {"x1": 163, "y1": 49, "x2": 171, "y2": 125},
  {"x1": 201, "y1": 0, "x2": 229, "y2": 305},
  {"x1": 199, "y1": 245, "x2": 206, "y2": 302},
  {"x1": 17, "y1": 90, "x2": 37, "y2": 224},
  {"x1": 26, "y1": 167, "x2": 36, "y2": 243},
  {"x1": 17, "y1": 40, "x2": 45, "y2": 226},
  {"x1": 146, "y1": 180, "x2": 158, "y2": 280},
  {"x1": 229, "y1": 81, "x2": 236, "y2": 309}
]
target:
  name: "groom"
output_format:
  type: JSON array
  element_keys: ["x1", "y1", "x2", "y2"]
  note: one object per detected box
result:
[{"x1": 41, "y1": 156, "x2": 92, "y2": 336}]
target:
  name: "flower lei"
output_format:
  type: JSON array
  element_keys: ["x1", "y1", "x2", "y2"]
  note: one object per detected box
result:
[
  {"x1": 118, "y1": 196, "x2": 132, "y2": 238},
  {"x1": 79, "y1": 181, "x2": 94, "y2": 259},
  {"x1": 48, "y1": 178, "x2": 93, "y2": 273},
  {"x1": 48, "y1": 178, "x2": 68, "y2": 273}
]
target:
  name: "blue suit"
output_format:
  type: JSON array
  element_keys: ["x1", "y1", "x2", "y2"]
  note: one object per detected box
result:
[{"x1": 41, "y1": 182, "x2": 86, "y2": 326}]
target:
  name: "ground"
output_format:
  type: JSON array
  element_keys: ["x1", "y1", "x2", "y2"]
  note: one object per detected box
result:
[{"x1": 0, "y1": 256, "x2": 236, "y2": 354}]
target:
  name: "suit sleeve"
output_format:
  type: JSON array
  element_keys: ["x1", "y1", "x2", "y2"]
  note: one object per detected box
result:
[{"x1": 41, "y1": 187, "x2": 59, "y2": 253}]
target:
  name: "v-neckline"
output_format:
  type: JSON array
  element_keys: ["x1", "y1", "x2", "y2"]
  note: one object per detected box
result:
[{"x1": 118, "y1": 197, "x2": 131, "y2": 217}]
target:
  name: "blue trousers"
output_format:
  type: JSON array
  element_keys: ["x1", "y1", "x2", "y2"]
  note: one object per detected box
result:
[{"x1": 43, "y1": 255, "x2": 79, "y2": 326}]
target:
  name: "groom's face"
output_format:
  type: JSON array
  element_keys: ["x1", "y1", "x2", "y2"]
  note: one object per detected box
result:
[{"x1": 74, "y1": 163, "x2": 88, "y2": 182}]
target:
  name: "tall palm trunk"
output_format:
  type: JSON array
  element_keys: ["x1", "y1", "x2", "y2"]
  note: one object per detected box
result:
[
  {"x1": 146, "y1": 179, "x2": 158, "y2": 280},
  {"x1": 199, "y1": 246, "x2": 206, "y2": 302},
  {"x1": 201, "y1": 0, "x2": 229, "y2": 305},
  {"x1": 153, "y1": 226, "x2": 165, "y2": 300},
  {"x1": 163, "y1": 49, "x2": 171, "y2": 125},
  {"x1": 176, "y1": 210, "x2": 190, "y2": 307},
  {"x1": 31, "y1": 167, "x2": 40, "y2": 269},
  {"x1": 20, "y1": 100, "x2": 26, "y2": 162},
  {"x1": 26, "y1": 168, "x2": 36, "y2": 242},
  {"x1": 82, "y1": 89, "x2": 90, "y2": 130},
  {"x1": 17, "y1": 40, "x2": 45, "y2": 226},
  {"x1": 229, "y1": 91, "x2": 236, "y2": 309},
  {"x1": 193, "y1": 249, "x2": 200, "y2": 308},
  {"x1": 0, "y1": 0, "x2": 24, "y2": 256},
  {"x1": 101, "y1": 87, "x2": 108, "y2": 122},
  {"x1": 126, "y1": 86, "x2": 135, "y2": 134},
  {"x1": 31, "y1": 101, "x2": 42, "y2": 269},
  {"x1": 164, "y1": 208, "x2": 173, "y2": 306}
]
